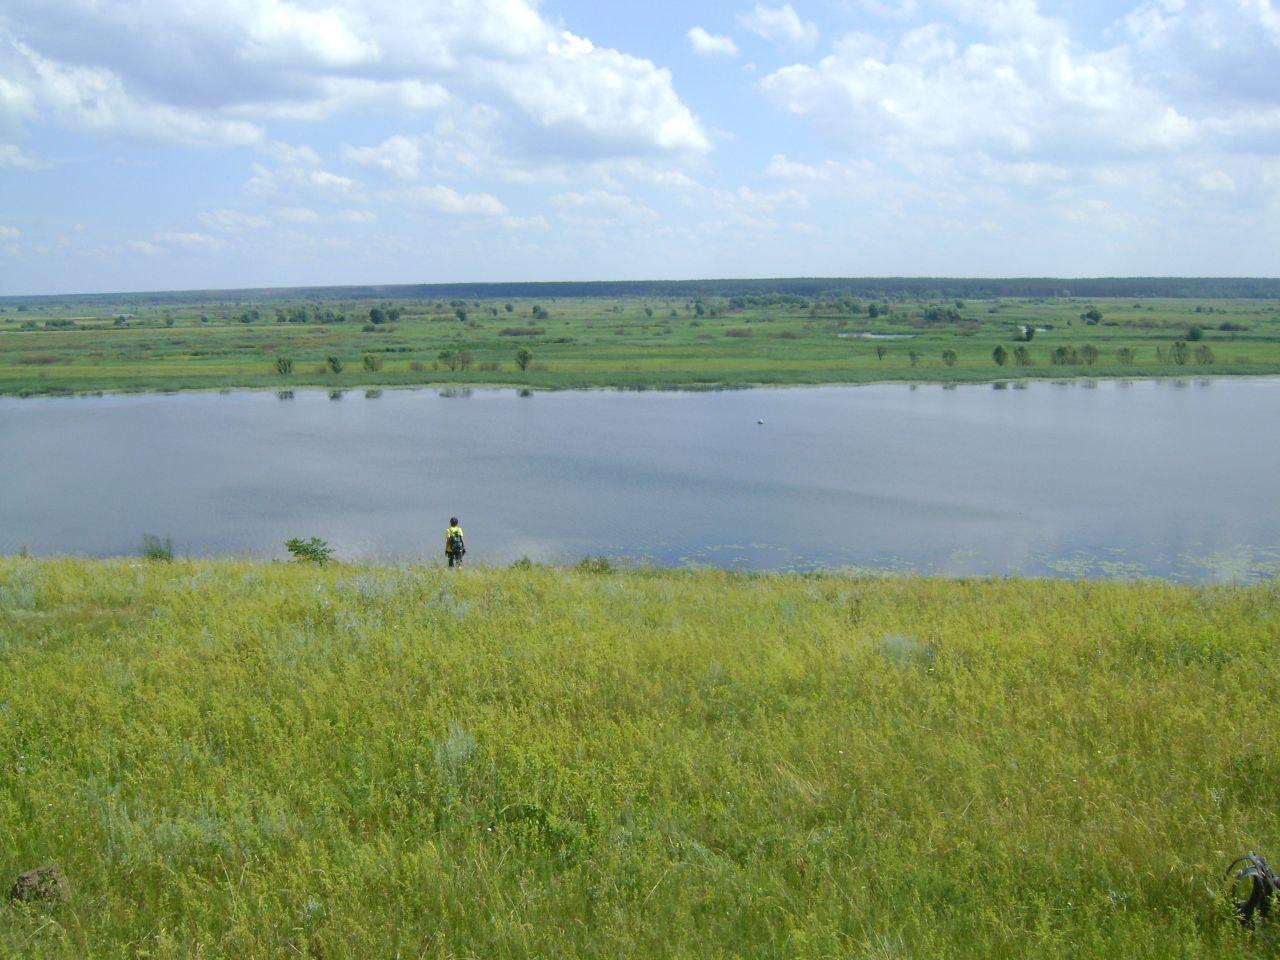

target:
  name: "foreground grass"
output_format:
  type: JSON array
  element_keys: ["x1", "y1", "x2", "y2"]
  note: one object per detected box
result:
[{"x1": 2, "y1": 559, "x2": 1279, "y2": 958}]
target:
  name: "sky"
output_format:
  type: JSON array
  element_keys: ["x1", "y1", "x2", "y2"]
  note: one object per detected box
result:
[{"x1": 0, "y1": 0, "x2": 1277, "y2": 295}]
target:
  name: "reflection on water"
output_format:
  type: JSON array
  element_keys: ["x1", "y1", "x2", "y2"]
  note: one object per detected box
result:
[{"x1": 3, "y1": 379, "x2": 1279, "y2": 581}]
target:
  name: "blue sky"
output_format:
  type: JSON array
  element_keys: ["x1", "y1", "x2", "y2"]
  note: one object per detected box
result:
[{"x1": 1, "y1": 0, "x2": 1277, "y2": 295}]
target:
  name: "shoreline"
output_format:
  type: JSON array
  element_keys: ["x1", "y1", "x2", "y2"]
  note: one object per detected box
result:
[{"x1": 3, "y1": 366, "x2": 1278, "y2": 400}]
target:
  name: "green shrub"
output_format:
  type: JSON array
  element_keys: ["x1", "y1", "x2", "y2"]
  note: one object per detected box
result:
[
  {"x1": 285, "y1": 537, "x2": 334, "y2": 564},
  {"x1": 139, "y1": 534, "x2": 174, "y2": 562}
]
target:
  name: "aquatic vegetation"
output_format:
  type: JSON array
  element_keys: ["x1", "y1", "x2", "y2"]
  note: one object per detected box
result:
[{"x1": 1, "y1": 557, "x2": 1278, "y2": 957}]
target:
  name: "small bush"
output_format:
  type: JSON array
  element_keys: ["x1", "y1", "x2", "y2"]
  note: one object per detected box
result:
[
  {"x1": 499, "y1": 327, "x2": 545, "y2": 337},
  {"x1": 577, "y1": 556, "x2": 616, "y2": 574},
  {"x1": 362, "y1": 354, "x2": 383, "y2": 372},
  {"x1": 285, "y1": 537, "x2": 334, "y2": 564},
  {"x1": 139, "y1": 534, "x2": 174, "y2": 562},
  {"x1": 724, "y1": 328, "x2": 753, "y2": 338},
  {"x1": 275, "y1": 357, "x2": 294, "y2": 375},
  {"x1": 327, "y1": 356, "x2": 344, "y2": 374}
]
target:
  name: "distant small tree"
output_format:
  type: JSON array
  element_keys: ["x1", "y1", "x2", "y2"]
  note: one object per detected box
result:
[
  {"x1": 1080, "y1": 344, "x2": 1100, "y2": 365},
  {"x1": 504, "y1": 303, "x2": 514, "y2": 313},
  {"x1": 992, "y1": 344, "x2": 1009, "y2": 366},
  {"x1": 941, "y1": 349, "x2": 958, "y2": 367},
  {"x1": 1116, "y1": 347, "x2": 1135, "y2": 365},
  {"x1": 1194, "y1": 344, "x2": 1215, "y2": 365},
  {"x1": 369, "y1": 305, "x2": 387, "y2": 325},
  {"x1": 327, "y1": 356, "x2": 344, "y2": 374},
  {"x1": 275, "y1": 357, "x2": 293, "y2": 375},
  {"x1": 285, "y1": 536, "x2": 333, "y2": 565},
  {"x1": 515, "y1": 347, "x2": 532, "y2": 371},
  {"x1": 531, "y1": 305, "x2": 549, "y2": 320},
  {"x1": 362, "y1": 354, "x2": 383, "y2": 372},
  {"x1": 1080, "y1": 306, "x2": 1103, "y2": 324},
  {"x1": 1170, "y1": 340, "x2": 1189, "y2": 365},
  {"x1": 907, "y1": 350, "x2": 921, "y2": 366},
  {"x1": 1187, "y1": 325, "x2": 1203, "y2": 341},
  {"x1": 875, "y1": 345, "x2": 887, "y2": 361},
  {"x1": 1021, "y1": 325, "x2": 1036, "y2": 341},
  {"x1": 439, "y1": 349, "x2": 459, "y2": 371},
  {"x1": 867, "y1": 303, "x2": 880, "y2": 319},
  {"x1": 455, "y1": 308, "x2": 468, "y2": 322},
  {"x1": 644, "y1": 306, "x2": 653, "y2": 318},
  {"x1": 1013, "y1": 346, "x2": 1033, "y2": 366}
]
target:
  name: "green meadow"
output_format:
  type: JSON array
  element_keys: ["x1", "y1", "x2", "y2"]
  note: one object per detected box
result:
[
  {"x1": 2, "y1": 291, "x2": 1279, "y2": 394},
  {"x1": 3, "y1": 557, "x2": 1279, "y2": 957}
]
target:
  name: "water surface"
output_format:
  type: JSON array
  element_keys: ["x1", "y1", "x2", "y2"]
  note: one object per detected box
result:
[{"x1": 3, "y1": 379, "x2": 1278, "y2": 581}]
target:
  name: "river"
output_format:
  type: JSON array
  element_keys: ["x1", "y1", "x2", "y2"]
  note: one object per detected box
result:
[{"x1": 3, "y1": 378, "x2": 1278, "y2": 581}]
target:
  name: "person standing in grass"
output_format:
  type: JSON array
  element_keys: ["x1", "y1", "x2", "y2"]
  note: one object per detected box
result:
[{"x1": 445, "y1": 517, "x2": 466, "y2": 568}]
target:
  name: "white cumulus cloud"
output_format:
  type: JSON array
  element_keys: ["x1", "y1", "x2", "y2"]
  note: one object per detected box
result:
[
  {"x1": 408, "y1": 184, "x2": 507, "y2": 216},
  {"x1": 737, "y1": 4, "x2": 819, "y2": 48},
  {"x1": 687, "y1": 27, "x2": 739, "y2": 57},
  {"x1": 344, "y1": 134, "x2": 422, "y2": 180},
  {"x1": 0, "y1": 0, "x2": 709, "y2": 158}
]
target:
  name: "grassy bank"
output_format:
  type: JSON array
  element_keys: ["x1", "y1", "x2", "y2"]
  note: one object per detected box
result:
[
  {"x1": 2, "y1": 558, "x2": 1279, "y2": 957},
  {"x1": 2, "y1": 294, "x2": 1278, "y2": 395}
]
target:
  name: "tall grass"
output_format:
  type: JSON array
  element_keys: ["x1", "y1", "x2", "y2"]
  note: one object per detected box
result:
[{"x1": 1, "y1": 558, "x2": 1278, "y2": 958}]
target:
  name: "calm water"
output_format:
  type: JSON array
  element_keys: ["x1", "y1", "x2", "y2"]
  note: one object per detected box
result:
[{"x1": 3, "y1": 379, "x2": 1279, "y2": 581}]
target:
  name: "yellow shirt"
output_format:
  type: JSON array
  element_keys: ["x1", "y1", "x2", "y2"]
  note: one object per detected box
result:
[{"x1": 445, "y1": 525, "x2": 465, "y2": 552}]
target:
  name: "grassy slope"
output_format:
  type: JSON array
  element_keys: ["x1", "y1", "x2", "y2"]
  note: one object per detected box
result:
[
  {"x1": 2, "y1": 296, "x2": 1279, "y2": 394},
  {"x1": 2, "y1": 558, "x2": 1279, "y2": 958}
]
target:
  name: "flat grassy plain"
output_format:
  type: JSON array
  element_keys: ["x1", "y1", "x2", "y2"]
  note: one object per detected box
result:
[
  {"x1": 3, "y1": 557, "x2": 1279, "y2": 957},
  {"x1": 2, "y1": 293, "x2": 1278, "y2": 394}
]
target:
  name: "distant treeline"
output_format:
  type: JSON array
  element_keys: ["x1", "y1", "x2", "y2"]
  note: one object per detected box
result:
[{"x1": 6, "y1": 276, "x2": 1280, "y2": 307}]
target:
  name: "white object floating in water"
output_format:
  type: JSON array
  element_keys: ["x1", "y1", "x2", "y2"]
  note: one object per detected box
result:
[{"x1": 757, "y1": 419, "x2": 765, "y2": 425}]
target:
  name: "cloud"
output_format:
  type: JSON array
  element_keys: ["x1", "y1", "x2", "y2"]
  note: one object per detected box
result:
[
  {"x1": 737, "y1": 4, "x2": 819, "y2": 48},
  {"x1": 407, "y1": 184, "x2": 507, "y2": 216},
  {"x1": 344, "y1": 134, "x2": 422, "y2": 180},
  {"x1": 277, "y1": 206, "x2": 320, "y2": 222},
  {"x1": 263, "y1": 141, "x2": 322, "y2": 166},
  {"x1": 310, "y1": 170, "x2": 356, "y2": 190},
  {"x1": 0, "y1": 0, "x2": 708, "y2": 159},
  {"x1": 5, "y1": 38, "x2": 264, "y2": 147},
  {"x1": 199, "y1": 209, "x2": 270, "y2": 231},
  {"x1": 552, "y1": 188, "x2": 659, "y2": 223},
  {"x1": 687, "y1": 27, "x2": 739, "y2": 57},
  {"x1": 154, "y1": 231, "x2": 222, "y2": 250},
  {"x1": 1124, "y1": 0, "x2": 1280, "y2": 105},
  {"x1": 0, "y1": 143, "x2": 47, "y2": 169},
  {"x1": 760, "y1": 13, "x2": 1196, "y2": 162},
  {"x1": 0, "y1": 225, "x2": 19, "y2": 240},
  {"x1": 335, "y1": 209, "x2": 377, "y2": 223}
]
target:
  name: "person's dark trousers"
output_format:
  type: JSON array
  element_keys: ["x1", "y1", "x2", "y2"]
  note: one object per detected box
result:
[{"x1": 448, "y1": 552, "x2": 462, "y2": 568}]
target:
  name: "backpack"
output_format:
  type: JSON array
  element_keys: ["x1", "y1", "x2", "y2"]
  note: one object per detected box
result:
[{"x1": 448, "y1": 530, "x2": 465, "y2": 555}]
